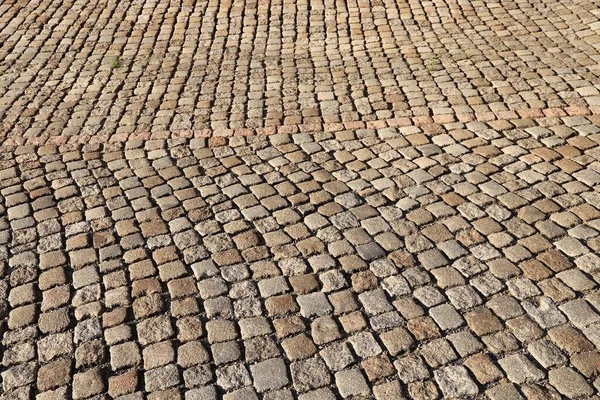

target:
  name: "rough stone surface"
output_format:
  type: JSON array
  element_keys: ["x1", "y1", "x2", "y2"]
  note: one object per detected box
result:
[
  {"x1": 434, "y1": 366, "x2": 479, "y2": 398},
  {"x1": 1, "y1": 1, "x2": 600, "y2": 397}
]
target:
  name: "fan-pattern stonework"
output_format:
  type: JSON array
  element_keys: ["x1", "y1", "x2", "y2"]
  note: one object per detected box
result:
[{"x1": 1, "y1": 0, "x2": 600, "y2": 399}]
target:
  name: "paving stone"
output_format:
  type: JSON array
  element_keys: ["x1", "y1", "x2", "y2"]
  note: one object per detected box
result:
[
  {"x1": 296, "y1": 292, "x2": 332, "y2": 318},
  {"x1": 522, "y1": 297, "x2": 567, "y2": 329},
  {"x1": 349, "y1": 332, "x2": 383, "y2": 358},
  {"x1": 290, "y1": 357, "x2": 331, "y2": 393},
  {"x1": 465, "y1": 307, "x2": 503, "y2": 335},
  {"x1": 548, "y1": 325, "x2": 595, "y2": 355},
  {"x1": 310, "y1": 316, "x2": 341, "y2": 345},
  {"x1": 110, "y1": 342, "x2": 141, "y2": 370},
  {"x1": 499, "y1": 354, "x2": 545, "y2": 384},
  {"x1": 434, "y1": 365, "x2": 479, "y2": 398},
  {"x1": 37, "y1": 359, "x2": 71, "y2": 391},
  {"x1": 407, "y1": 379, "x2": 440, "y2": 400},
  {"x1": 358, "y1": 289, "x2": 393, "y2": 315},
  {"x1": 486, "y1": 383, "x2": 525, "y2": 400},
  {"x1": 282, "y1": 334, "x2": 317, "y2": 361},
  {"x1": 527, "y1": 340, "x2": 567, "y2": 368},
  {"x1": 448, "y1": 331, "x2": 483, "y2": 357},
  {"x1": 429, "y1": 304, "x2": 464, "y2": 330},
  {"x1": 37, "y1": 332, "x2": 73, "y2": 363},
  {"x1": 420, "y1": 339, "x2": 457, "y2": 368},
  {"x1": 297, "y1": 388, "x2": 336, "y2": 400},
  {"x1": 379, "y1": 327, "x2": 414, "y2": 356},
  {"x1": 320, "y1": 342, "x2": 354, "y2": 371},
  {"x1": 216, "y1": 363, "x2": 252, "y2": 391},
  {"x1": 549, "y1": 367, "x2": 594, "y2": 398},
  {"x1": 559, "y1": 299, "x2": 600, "y2": 329},
  {"x1": 72, "y1": 368, "x2": 104, "y2": 399},
  {"x1": 145, "y1": 364, "x2": 180, "y2": 392},
  {"x1": 464, "y1": 353, "x2": 503, "y2": 384},
  {"x1": 361, "y1": 354, "x2": 396, "y2": 382},
  {"x1": 394, "y1": 355, "x2": 429, "y2": 383},
  {"x1": 178, "y1": 341, "x2": 210, "y2": 368},
  {"x1": 2, "y1": 362, "x2": 36, "y2": 392},
  {"x1": 108, "y1": 370, "x2": 138, "y2": 398},
  {"x1": 137, "y1": 315, "x2": 174, "y2": 345},
  {"x1": 335, "y1": 368, "x2": 370, "y2": 398},
  {"x1": 250, "y1": 358, "x2": 289, "y2": 393},
  {"x1": 75, "y1": 339, "x2": 105, "y2": 368}
]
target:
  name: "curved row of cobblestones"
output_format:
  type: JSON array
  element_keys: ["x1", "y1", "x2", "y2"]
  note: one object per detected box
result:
[
  {"x1": 1, "y1": 0, "x2": 600, "y2": 142},
  {"x1": 2, "y1": 0, "x2": 600, "y2": 399},
  {"x1": 1, "y1": 118, "x2": 600, "y2": 398}
]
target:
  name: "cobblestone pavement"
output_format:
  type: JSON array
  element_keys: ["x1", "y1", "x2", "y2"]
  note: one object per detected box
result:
[
  {"x1": 1, "y1": 0, "x2": 600, "y2": 144},
  {"x1": 2, "y1": 0, "x2": 600, "y2": 400}
]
